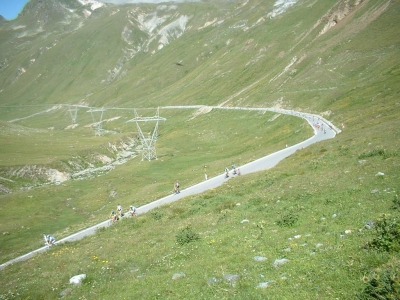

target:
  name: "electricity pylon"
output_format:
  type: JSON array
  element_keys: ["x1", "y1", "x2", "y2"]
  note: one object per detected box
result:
[
  {"x1": 126, "y1": 107, "x2": 166, "y2": 161},
  {"x1": 68, "y1": 105, "x2": 79, "y2": 124},
  {"x1": 87, "y1": 107, "x2": 106, "y2": 136}
]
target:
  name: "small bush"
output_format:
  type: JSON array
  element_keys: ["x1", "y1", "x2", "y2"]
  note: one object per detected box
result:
[
  {"x1": 264, "y1": 178, "x2": 274, "y2": 189},
  {"x1": 151, "y1": 210, "x2": 164, "y2": 221},
  {"x1": 170, "y1": 206, "x2": 186, "y2": 216},
  {"x1": 366, "y1": 214, "x2": 400, "y2": 252},
  {"x1": 391, "y1": 194, "x2": 400, "y2": 211},
  {"x1": 176, "y1": 224, "x2": 200, "y2": 245},
  {"x1": 215, "y1": 199, "x2": 236, "y2": 212},
  {"x1": 249, "y1": 197, "x2": 263, "y2": 205},
  {"x1": 358, "y1": 148, "x2": 397, "y2": 160},
  {"x1": 276, "y1": 211, "x2": 299, "y2": 227},
  {"x1": 357, "y1": 261, "x2": 400, "y2": 300}
]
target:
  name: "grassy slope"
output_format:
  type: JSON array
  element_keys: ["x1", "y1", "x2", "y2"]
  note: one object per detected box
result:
[
  {"x1": 0, "y1": 0, "x2": 399, "y2": 299},
  {"x1": 0, "y1": 108, "x2": 309, "y2": 264}
]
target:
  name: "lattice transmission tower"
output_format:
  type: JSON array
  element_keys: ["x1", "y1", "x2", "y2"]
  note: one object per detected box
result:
[
  {"x1": 67, "y1": 105, "x2": 79, "y2": 124},
  {"x1": 67, "y1": 104, "x2": 90, "y2": 124},
  {"x1": 126, "y1": 107, "x2": 166, "y2": 161},
  {"x1": 87, "y1": 107, "x2": 106, "y2": 136}
]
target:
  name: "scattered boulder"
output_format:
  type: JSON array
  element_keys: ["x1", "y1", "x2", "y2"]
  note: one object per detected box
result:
[
  {"x1": 131, "y1": 263, "x2": 139, "y2": 273},
  {"x1": 273, "y1": 258, "x2": 289, "y2": 268},
  {"x1": 254, "y1": 256, "x2": 267, "y2": 262},
  {"x1": 223, "y1": 274, "x2": 240, "y2": 286},
  {"x1": 0, "y1": 184, "x2": 12, "y2": 194},
  {"x1": 69, "y1": 274, "x2": 86, "y2": 285},
  {"x1": 257, "y1": 281, "x2": 275, "y2": 288},
  {"x1": 375, "y1": 172, "x2": 384, "y2": 176},
  {"x1": 240, "y1": 219, "x2": 249, "y2": 224},
  {"x1": 172, "y1": 272, "x2": 185, "y2": 280},
  {"x1": 207, "y1": 277, "x2": 220, "y2": 285},
  {"x1": 59, "y1": 287, "x2": 72, "y2": 298},
  {"x1": 364, "y1": 220, "x2": 374, "y2": 229}
]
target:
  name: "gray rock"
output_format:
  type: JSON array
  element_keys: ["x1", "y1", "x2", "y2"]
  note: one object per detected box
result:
[
  {"x1": 207, "y1": 277, "x2": 220, "y2": 285},
  {"x1": 69, "y1": 274, "x2": 86, "y2": 285},
  {"x1": 371, "y1": 189, "x2": 379, "y2": 194},
  {"x1": 172, "y1": 272, "x2": 185, "y2": 280},
  {"x1": 223, "y1": 274, "x2": 240, "y2": 286},
  {"x1": 131, "y1": 263, "x2": 139, "y2": 273},
  {"x1": 254, "y1": 256, "x2": 267, "y2": 261},
  {"x1": 59, "y1": 288, "x2": 72, "y2": 298},
  {"x1": 273, "y1": 258, "x2": 289, "y2": 268},
  {"x1": 257, "y1": 281, "x2": 275, "y2": 288},
  {"x1": 364, "y1": 220, "x2": 374, "y2": 229}
]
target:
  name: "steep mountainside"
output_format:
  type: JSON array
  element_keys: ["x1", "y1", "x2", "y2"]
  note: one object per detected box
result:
[{"x1": 0, "y1": 0, "x2": 397, "y2": 113}]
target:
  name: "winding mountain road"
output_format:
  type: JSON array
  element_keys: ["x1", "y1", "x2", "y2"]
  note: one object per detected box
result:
[{"x1": 0, "y1": 106, "x2": 339, "y2": 271}]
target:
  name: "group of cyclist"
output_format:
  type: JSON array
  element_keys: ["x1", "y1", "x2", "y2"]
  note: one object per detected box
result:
[
  {"x1": 225, "y1": 164, "x2": 241, "y2": 178},
  {"x1": 110, "y1": 203, "x2": 137, "y2": 222}
]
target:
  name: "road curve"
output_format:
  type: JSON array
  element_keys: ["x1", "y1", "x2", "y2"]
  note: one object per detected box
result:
[{"x1": 0, "y1": 106, "x2": 338, "y2": 271}]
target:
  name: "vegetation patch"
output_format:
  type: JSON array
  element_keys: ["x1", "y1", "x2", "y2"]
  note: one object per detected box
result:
[
  {"x1": 151, "y1": 209, "x2": 165, "y2": 221},
  {"x1": 366, "y1": 214, "x2": 400, "y2": 253},
  {"x1": 358, "y1": 148, "x2": 397, "y2": 160},
  {"x1": 276, "y1": 210, "x2": 299, "y2": 227},
  {"x1": 175, "y1": 224, "x2": 200, "y2": 245},
  {"x1": 357, "y1": 259, "x2": 400, "y2": 300}
]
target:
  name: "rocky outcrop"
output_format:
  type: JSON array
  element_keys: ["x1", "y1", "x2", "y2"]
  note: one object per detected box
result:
[{"x1": 0, "y1": 136, "x2": 137, "y2": 193}]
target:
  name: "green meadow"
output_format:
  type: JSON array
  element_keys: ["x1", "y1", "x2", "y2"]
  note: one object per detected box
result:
[{"x1": 0, "y1": 108, "x2": 310, "y2": 264}]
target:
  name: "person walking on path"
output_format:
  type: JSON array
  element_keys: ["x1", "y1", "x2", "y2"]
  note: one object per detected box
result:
[
  {"x1": 174, "y1": 180, "x2": 180, "y2": 194},
  {"x1": 225, "y1": 167, "x2": 229, "y2": 178}
]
